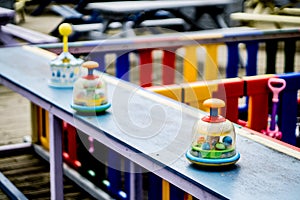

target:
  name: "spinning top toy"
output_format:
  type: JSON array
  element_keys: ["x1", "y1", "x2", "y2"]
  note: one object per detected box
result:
[
  {"x1": 186, "y1": 98, "x2": 240, "y2": 167},
  {"x1": 71, "y1": 61, "x2": 111, "y2": 113},
  {"x1": 48, "y1": 23, "x2": 83, "y2": 88}
]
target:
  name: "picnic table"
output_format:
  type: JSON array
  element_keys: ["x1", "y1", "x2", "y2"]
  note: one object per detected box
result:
[
  {"x1": 1, "y1": 45, "x2": 300, "y2": 199},
  {"x1": 0, "y1": 7, "x2": 16, "y2": 45},
  {"x1": 86, "y1": 0, "x2": 235, "y2": 35}
]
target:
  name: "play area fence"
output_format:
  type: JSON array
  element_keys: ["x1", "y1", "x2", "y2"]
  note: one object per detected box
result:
[{"x1": 29, "y1": 27, "x2": 300, "y2": 199}]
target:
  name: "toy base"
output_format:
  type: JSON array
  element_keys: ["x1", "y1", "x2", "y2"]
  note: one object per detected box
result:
[
  {"x1": 261, "y1": 126, "x2": 282, "y2": 140},
  {"x1": 48, "y1": 80, "x2": 74, "y2": 89},
  {"x1": 71, "y1": 103, "x2": 111, "y2": 113},
  {"x1": 186, "y1": 150, "x2": 240, "y2": 167}
]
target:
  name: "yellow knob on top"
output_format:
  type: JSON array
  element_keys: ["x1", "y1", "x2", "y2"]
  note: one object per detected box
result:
[
  {"x1": 203, "y1": 98, "x2": 225, "y2": 109},
  {"x1": 59, "y1": 23, "x2": 72, "y2": 36},
  {"x1": 58, "y1": 23, "x2": 72, "y2": 53},
  {"x1": 82, "y1": 61, "x2": 99, "y2": 69}
]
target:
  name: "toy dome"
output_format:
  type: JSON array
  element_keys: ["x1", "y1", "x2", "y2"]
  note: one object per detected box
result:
[
  {"x1": 48, "y1": 23, "x2": 83, "y2": 88},
  {"x1": 71, "y1": 61, "x2": 111, "y2": 113},
  {"x1": 186, "y1": 98, "x2": 240, "y2": 166}
]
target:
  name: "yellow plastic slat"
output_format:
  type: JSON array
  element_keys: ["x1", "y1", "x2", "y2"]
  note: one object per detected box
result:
[
  {"x1": 38, "y1": 107, "x2": 50, "y2": 150},
  {"x1": 162, "y1": 179, "x2": 170, "y2": 200},
  {"x1": 183, "y1": 45, "x2": 198, "y2": 83},
  {"x1": 147, "y1": 85, "x2": 182, "y2": 102},
  {"x1": 30, "y1": 103, "x2": 39, "y2": 144},
  {"x1": 203, "y1": 44, "x2": 219, "y2": 81},
  {"x1": 182, "y1": 81, "x2": 218, "y2": 111}
]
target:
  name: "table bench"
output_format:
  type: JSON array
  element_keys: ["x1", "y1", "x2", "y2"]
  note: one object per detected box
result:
[
  {"x1": 1, "y1": 45, "x2": 300, "y2": 199},
  {"x1": 0, "y1": 7, "x2": 16, "y2": 46},
  {"x1": 231, "y1": 12, "x2": 300, "y2": 28},
  {"x1": 86, "y1": 0, "x2": 235, "y2": 36},
  {"x1": 2, "y1": 23, "x2": 59, "y2": 44}
]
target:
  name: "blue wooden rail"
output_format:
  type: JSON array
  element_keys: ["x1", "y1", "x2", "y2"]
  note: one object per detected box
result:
[{"x1": 1, "y1": 46, "x2": 300, "y2": 199}]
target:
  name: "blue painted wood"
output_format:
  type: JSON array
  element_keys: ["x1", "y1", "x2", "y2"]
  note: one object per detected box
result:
[
  {"x1": 1, "y1": 47, "x2": 300, "y2": 199},
  {"x1": 49, "y1": 113, "x2": 64, "y2": 200},
  {"x1": 225, "y1": 42, "x2": 239, "y2": 78},
  {"x1": 0, "y1": 172, "x2": 28, "y2": 200},
  {"x1": 223, "y1": 29, "x2": 263, "y2": 38}
]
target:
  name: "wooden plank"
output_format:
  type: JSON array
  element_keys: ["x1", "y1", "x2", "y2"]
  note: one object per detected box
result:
[
  {"x1": 2, "y1": 24, "x2": 59, "y2": 44},
  {"x1": 0, "y1": 172, "x2": 28, "y2": 200},
  {"x1": 49, "y1": 114, "x2": 63, "y2": 200},
  {"x1": 231, "y1": 12, "x2": 300, "y2": 24},
  {"x1": 50, "y1": 5, "x2": 82, "y2": 19},
  {"x1": 87, "y1": 0, "x2": 234, "y2": 13},
  {"x1": 278, "y1": 7, "x2": 300, "y2": 16}
]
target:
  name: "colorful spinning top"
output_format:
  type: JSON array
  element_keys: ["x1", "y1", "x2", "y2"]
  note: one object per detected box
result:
[
  {"x1": 186, "y1": 98, "x2": 240, "y2": 167},
  {"x1": 48, "y1": 23, "x2": 83, "y2": 88},
  {"x1": 71, "y1": 61, "x2": 111, "y2": 113}
]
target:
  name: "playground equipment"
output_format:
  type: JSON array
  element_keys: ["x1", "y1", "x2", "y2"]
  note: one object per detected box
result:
[{"x1": 186, "y1": 98, "x2": 240, "y2": 167}]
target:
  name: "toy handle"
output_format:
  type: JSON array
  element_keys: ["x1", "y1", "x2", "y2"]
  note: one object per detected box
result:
[
  {"x1": 268, "y1": 78, "x2": 286, "y2": 102},
  {"x1": 58, "y1": 23, "x2": 72, "y2": 53}
]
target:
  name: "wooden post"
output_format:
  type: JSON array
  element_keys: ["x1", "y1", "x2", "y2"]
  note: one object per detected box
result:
[{"x1": 49, "y1": 113, "x2": 64, "y2": 200}]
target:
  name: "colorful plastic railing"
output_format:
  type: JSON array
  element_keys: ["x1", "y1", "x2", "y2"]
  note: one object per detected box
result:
[
  {"x1": 39, "y1": 27, "x2": 300, "y2": 80},
  {"x1": 149, "y1": 73, "x2": 300, "y2": 147}
]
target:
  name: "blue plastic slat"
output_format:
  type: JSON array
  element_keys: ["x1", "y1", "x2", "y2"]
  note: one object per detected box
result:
[
  {"x1": 124, "y1": 160, "x2": 143, "y2": 200},
  {"x1": 107, "y1": 150, "x2": 123, "y2": 197},
  {"x1": 265, "y1": 40, "x2": 278, "y2": 74},
  {"x1": 116, "y1": 51, "x2": 130, "y2": 81},
  {"x1": 245, "y1": 41, "x2": 259, "y2": 76},
  {"x1": 278, "y1": 73, "x2": 300, "y2": 145},
  {"x1": 226, "y1": 42, "x2": 240, "y2": 78},
  {"x1": 148, "y1": 173, "x2": 162, "y2": 200},
  {"x1": 170, "y1": 184, "x2": 185, "y2": 200},
  {"x1": 284, "y1": 38, "x2": 296, "y2": 73},
  {"x1": 89, "y1": 52, "x2": 106, "y2": 72}
]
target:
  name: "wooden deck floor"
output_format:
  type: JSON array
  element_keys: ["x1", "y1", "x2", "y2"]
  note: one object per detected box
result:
[{"x1": 0, "y1": 147, "x2": 96, "y2": 199}]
